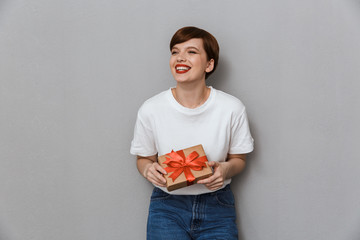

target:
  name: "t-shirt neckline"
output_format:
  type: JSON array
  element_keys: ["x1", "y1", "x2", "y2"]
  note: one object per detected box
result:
[{"x1": 168, "y1": 86, "x2": 216, "y2": 115}]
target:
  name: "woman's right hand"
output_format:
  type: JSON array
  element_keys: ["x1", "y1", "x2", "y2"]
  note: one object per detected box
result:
[
  {"x1": 143, "y1": 162, "x2": 167, "y2": 187},
  {"x1": 137, "y1": 155, "x2": 167, "y2": 187}
]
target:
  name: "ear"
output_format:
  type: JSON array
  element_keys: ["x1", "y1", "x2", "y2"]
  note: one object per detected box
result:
[{"x1": 205, "y1": 59, "x2": 215, "y2": 73}]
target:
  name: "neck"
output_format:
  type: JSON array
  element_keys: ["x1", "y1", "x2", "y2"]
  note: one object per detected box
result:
[{"x1": 172, "y1": 80, "x2": 210, "y2": 109}]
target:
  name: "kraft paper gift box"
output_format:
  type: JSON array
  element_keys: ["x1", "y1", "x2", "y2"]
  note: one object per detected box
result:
[{"x1": 158, "y1": 144, "x2": 213, "y2": 192}]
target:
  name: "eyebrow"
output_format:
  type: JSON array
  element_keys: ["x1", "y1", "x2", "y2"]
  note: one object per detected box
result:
[
  {"x1": 187, "y1": 46, "x2": 200, "y2": 51},
  {"x1": 171, "y1": 46, "x2": 200, "y2": 51}
]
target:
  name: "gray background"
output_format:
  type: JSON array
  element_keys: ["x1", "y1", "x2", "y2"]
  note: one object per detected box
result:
[{"x1": 1, "y1": 0, "x2": 360, "y2": 239}]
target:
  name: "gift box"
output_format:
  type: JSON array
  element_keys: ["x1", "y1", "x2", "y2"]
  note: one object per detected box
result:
[{"x1": 158, "y1": 144, "x2": 213, "y2": 192}]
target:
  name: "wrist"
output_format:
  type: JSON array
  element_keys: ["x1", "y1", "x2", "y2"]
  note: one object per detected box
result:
[
  {"x1": 221, "y1": 161, "x2": 231, "y2": 179},
  {"x1": 143, "y1": 162, "x2": 152, "y2": 178}
]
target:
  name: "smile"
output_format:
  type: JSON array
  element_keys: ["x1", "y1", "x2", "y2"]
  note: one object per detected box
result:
[{"x1": 175, "y1": 64, "x2": 191, "y2": 73}]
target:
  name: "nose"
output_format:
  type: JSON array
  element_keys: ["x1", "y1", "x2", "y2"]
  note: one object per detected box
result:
[{"x1": 176, "y1": 52, "x2": 185, "y2": 62}]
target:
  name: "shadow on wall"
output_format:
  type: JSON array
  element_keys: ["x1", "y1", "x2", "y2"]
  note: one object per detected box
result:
[
  {"x1": 231, "y1": 145, "x2": 258, "y2": 240},
  {"x1": 208, "y1": 56, "x2": 259, "y2": 240},
  {"x1": 207, "y1": 53, "x2": 259, "y2": 177},
  {"x1": 206, "y1": 57, "x2": 230, "y2": 89},
  {"x1": 208, "y1": 53, "x2": 260, "y2": 179}
]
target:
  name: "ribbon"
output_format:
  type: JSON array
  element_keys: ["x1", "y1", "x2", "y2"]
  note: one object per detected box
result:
[{"x1": 163, "y1": 150, "x2": 208, "y2": 183}]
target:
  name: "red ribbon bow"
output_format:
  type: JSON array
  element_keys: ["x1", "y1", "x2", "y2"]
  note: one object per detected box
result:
[{"x1": 163, "y1": 150, "x2": 208, "y2": 183}]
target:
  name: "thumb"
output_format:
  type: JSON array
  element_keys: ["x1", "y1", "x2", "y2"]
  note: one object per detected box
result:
[{"x1": 208, "y1": 161, "x2": 219, "y2": 167}]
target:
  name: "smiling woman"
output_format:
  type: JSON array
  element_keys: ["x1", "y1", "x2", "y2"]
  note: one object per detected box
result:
[
  {"x1": 130, "y1": 26, "x2": 254, "y2": 240},
  {"x1": 169, "y1": 38, "x2": 214, "y2": 85},
  {"x1": 170, "y1": 27, "x2": 219, "y2": 80}
]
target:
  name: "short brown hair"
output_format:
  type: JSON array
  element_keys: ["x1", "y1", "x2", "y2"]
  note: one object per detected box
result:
[{"x1": 170, "y1": 26, "x2": 219, "y2": 79}]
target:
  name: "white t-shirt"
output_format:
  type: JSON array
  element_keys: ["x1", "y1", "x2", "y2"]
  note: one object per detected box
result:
[{"x1": 130, "y1": 86, "x2": 254, "y2": 195}]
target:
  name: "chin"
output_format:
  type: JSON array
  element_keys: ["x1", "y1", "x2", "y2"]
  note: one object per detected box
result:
[
  {"x1": 174, "y1": 78, "x2": 193, "y2": 83},
  {"x1": 172, "y1": 75, "x2": 188, "y2": 82}
]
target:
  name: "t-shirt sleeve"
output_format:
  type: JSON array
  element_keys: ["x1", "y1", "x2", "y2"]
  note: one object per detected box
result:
[
  {"x1": 229, "y1": 108, "x2": 254, "y2": 154},
  {"x1": 130, "y1": 109, "x2": 157, "y2": 157}
]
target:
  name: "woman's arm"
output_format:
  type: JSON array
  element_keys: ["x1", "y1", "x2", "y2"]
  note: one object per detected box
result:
[
  {"x1": 137, "y1": 155, "x2": 167, "y2": 187},
  {"x1": 197, "y1": 154, "x2": 246, "y2": 191}
]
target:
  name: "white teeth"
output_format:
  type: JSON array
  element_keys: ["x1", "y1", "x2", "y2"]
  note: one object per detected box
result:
[{"x1": 176, "y1": 67, "x2": 190, "y2": 71}]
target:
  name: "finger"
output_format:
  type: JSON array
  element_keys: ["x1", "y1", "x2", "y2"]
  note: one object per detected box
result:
[
  {"x1": 154, "y1": 180, "x2": 167, "y2": 187},
  {"x1": 199, "y1": 168, "x2": 223, "y2": 184},
  {"x1": 198, "y1": 174, "x2": 217, "y2": 184},
  {"x1": 147, "y1": 166, "x2": 167, "y2": 184},
  {"x1": 197, "y1": 178, "x2": 210, "y2": 184},
  {"x1": 151, "y1": 170, "x2": 167, "y2": 184},
  {"x1": 206, "y1": 181, "x2": 222, "y2": 189},
  {"x1": 205, "y1": 182, "x2": 223, "y2": 191},
  {"x1": 147, "y1": 173, "x2": 167, "y2": 187},
  {"x1": 208, "y1": 161, "x2": 219, "y2": 167},
  {"x1": 203, "y1": 177, "x2": 223, "y2": 188},
  {"x1": 154, "y1": 163, "x2": 167, "y2": 175},
  {"x1": 204, "y1": 183, "x2": 218, "y2": 191},
  {"x1": 209, "y1": 185, "x2": 222, "y2": 191},
  {"x1": 148, "y1": 163, "x2": 167, "y2": 180},
  {"x1": 152, "y1": 180, "x2": 167, "y2": 187}
]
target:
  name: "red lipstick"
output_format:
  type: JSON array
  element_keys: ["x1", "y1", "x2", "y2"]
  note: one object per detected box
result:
[{"x1": 175, "y1": 64, "x2": 191, "y2": 74}]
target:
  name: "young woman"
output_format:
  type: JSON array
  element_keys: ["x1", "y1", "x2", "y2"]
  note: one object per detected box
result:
[{"x1": 130, "y1": 26, "x2": 254, "y2": 240}]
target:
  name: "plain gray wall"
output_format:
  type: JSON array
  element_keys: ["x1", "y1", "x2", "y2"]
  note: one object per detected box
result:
[{"x1": 1, "y1": 0, "x2": 360, "y2": 239}]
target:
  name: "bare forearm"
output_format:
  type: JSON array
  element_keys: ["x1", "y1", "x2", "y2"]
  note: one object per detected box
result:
[
  {"x1": 137, "y1": 157, "x2": 154, "y2": 178},
  {"x1": 136, "y1": 155, "x2": 167, "y2": 187},
  {"x1": 197, "y1": 154, "x2": 246, "y2": 190},
  {"x1": 222, "y1": 155, "x2": 247, "y2": 179}
]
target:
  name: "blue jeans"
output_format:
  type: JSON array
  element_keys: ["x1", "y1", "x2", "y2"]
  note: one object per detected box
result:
[{"x1": 147, "y1": 184, "x2": 238, "y2": 240}]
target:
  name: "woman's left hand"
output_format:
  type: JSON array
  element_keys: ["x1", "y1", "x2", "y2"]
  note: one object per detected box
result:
[{"x1": 197, "y1": 161, "x2": 229, "y2": 191}]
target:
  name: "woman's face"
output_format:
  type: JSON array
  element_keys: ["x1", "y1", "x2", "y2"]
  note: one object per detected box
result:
[{"x1": 169, "y1": 38, "x2": 214, "y2": 84}]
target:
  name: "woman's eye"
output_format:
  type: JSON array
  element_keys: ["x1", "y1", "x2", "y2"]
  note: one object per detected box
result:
[
  {"x1": 171, "y1": 51, "x2": 178, "y2": 55},
  {"x1": 188, "y1": 51, "x2": 197, "y2": 54}
]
